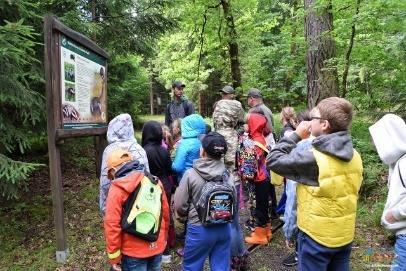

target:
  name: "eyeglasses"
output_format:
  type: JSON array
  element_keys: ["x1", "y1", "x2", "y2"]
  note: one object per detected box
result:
[{"x1": 310, "y1": 116, "x2": 325, "y2": 120}]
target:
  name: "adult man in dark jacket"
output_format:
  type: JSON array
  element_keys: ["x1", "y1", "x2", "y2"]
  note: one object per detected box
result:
[{"x1": 165, "y1": 81, "x2": 195, "y2": 127}]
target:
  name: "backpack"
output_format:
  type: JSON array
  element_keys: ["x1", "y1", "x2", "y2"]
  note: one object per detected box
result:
[
  {"x1": 236, "y1": 134, "x2": 269, "y2": 181},
  {"x1": 121, "y1": 171, "x2": 163, "y2": 242},
  {"x1": 193, "y1": 170, "x2": 235, "y2": 227}
]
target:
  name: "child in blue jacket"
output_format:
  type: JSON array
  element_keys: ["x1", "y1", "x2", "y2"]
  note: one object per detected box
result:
[{"x1": 172, "y1": 114, "x2": 206, "y2": 181}]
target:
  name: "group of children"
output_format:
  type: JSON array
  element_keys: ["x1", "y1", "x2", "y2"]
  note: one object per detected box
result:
[{"x1": 99, "y1": 93, "x2": 406, "y2": 271}]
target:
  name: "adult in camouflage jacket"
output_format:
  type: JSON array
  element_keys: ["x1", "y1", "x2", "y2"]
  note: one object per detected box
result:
[{"x1": 212, "y1": 86, "x2": 245, "y2": 185}]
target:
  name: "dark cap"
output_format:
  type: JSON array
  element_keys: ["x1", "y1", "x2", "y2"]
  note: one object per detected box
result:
[
  {"x1": 172, "y1": 80, "x2": 186, "y2": 89},
  {"x1": 200, "y1": 132, "x2": 228, "y2": 158},
  {"x1": 247, "y1": 88, "x2": 262, "y2": 98},
  {"x1": 220, "y1": 85, "x2": 235, "y2": 94}
]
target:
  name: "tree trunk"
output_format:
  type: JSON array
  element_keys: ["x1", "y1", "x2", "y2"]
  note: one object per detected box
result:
[
  {"x1": 221, "y1": 0, "x2": 242, "y2": 89},
  {"x1": 304, "y1": 0, "x2": 339, "y2": 108},
  {"x1": 285, "y1": 0, "x2": 299, "y2": 92},
  {"x1": 342, "y1": 0, "x2": 360, "y2": 98}
]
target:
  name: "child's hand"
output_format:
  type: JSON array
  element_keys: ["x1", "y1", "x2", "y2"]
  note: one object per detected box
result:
[
  {"x1": 296, "y1": 121, "x2": 311, "y2": 139},
  {"x1": 385, "y1": 210, "x2": 397, "y2": 224}
]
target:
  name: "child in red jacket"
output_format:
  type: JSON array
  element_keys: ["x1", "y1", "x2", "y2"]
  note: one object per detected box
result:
[
  {"x1": 104, "y1": 149, "x2": 169, "y2": 271},
  {"x1": 244, "y1": 113, "x2": 271, "y2": 245}
]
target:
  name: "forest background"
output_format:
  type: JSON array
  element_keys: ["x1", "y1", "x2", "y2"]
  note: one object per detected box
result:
[{"x1": 0, "y1": 0, "x2": 405, "y2": 269}]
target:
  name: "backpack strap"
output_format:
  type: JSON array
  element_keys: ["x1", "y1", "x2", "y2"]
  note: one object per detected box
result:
[
  {"x1": 398, "y1": 155, "x2": 406, "y2": 188},
  {"x1": 254, "y1": 141, "x2": 269, "y2": 154},
  {"x1": 182, "y1": 100, "x2": 189, "y2": 115}
]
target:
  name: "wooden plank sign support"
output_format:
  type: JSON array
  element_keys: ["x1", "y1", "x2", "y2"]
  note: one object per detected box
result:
[{"x1": 44, "y1": 15, "x2": 109, "y2": 263}]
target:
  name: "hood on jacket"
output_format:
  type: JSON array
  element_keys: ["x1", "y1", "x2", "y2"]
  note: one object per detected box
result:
[
  {"x1": 141, "y1": 121, "x2": 163, "y2": 147},
  {"x1": 112, "y1": 160, "x2": 145, "y2": 193},
  {"x1": 193, "y1": 157, "x2": 226, "y2": 180},
  {"x1": 181, "y1": 114, "x2": 206, "y2": 139},
  {"x1": 247, "y1": 113, "x2": 267, "y2": 145},
  {"x1": 369, "y1": 114, "x2": 406, "y2": 165},
  {"x1": 312, "y1": 131, "x2": 354, "y2": 161},
  {"x1": 107, "y1": 114, "x2": 136, "y2": 144}
]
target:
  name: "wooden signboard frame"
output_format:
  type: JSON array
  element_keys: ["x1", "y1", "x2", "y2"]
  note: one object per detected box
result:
[{"x1": 44, "y1": 15, "x2": 109, "y2": 263}]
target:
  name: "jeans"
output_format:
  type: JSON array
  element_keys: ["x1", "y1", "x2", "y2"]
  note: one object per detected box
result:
[
  {"x1": 230, "y1": 184, "x2": 246, "y2": 257},
  {"x1": 121, "y1": 254, "x2": 162, "y2": 271},
  {"x1": 297, "y1": 231, "x2": 352, "y2": 271},
  {"x1": 392, "y1": 234, "x2": 406, "y2": 271},
  {"x1": 183, "y1": 223, "x2": 231, "y2": 271}
]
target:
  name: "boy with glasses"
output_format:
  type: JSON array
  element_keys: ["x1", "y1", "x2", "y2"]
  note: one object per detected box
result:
[{"x1": 267, "y1": 97, "x2": 363, "y2": 271}]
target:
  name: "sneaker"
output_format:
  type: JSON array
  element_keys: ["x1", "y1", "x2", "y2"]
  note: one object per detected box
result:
[
  {"x1": 282, "y1": 252, "x2": 298, "y2": 266},
  {"x1": 162, "y1": 254, "x2": 172, "y2": 264},
  {"x1": 244, "y1": 219, "x2": 255, "y2": 231}
]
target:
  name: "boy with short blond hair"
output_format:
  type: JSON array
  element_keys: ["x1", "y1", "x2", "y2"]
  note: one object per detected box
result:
[{"x1": 267, "y1": 97, "x2": 363, "y2": 271}]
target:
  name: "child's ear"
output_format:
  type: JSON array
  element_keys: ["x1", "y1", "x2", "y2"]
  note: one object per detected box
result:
[
  {"x1": 108, "y1": 168, "x2": 116, "y2": 180},
  {"x1": 321, "y1": 119, "x2": 331, "y2": 133},
  {"x1": 200, "y1": 147, "x2": 205, "y2": 158}
]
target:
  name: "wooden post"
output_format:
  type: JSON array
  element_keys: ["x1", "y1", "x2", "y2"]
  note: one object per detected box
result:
[
  {"x1": 44, "y1": 16, "x2": 68, "y2": 263},
  {"x1": 44, "y1": 15, "x2": 109, "y2": 263}
]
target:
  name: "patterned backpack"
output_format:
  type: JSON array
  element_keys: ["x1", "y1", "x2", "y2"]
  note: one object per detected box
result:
[{"x1": 236, "y1": 134, "x2": 269, "y2": 181}]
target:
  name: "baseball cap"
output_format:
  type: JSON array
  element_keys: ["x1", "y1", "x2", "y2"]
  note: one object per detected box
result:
[
  {"x1": 220, "y1": 85, "x2": 235, "y2": 94},
  {"x1": 247, "y1": 88, "x2": 262, "y2": 98},
  {"x1": 172, "y1": 80, "x2": 186, "y2": 89},
  {"x1": 200, "y1": 132, "x2": 228, "y2": 158},
  {"x1": 107, "y1": 149, "x2": 133, "y2": 179}
]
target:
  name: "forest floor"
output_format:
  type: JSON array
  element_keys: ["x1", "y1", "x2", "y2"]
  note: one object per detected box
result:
[{"x1": 0, "y1": 116, "x2": 395, "y2": 270}]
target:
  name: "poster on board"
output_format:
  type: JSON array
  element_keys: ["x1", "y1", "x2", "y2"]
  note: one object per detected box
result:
[{"x1": 60, "y1": 34, "x2": 107, "y2": 129}]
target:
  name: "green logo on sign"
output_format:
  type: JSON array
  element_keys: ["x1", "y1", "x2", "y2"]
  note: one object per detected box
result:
[{"x1": 62, "y1": 37, "x2": 67, "y2": 46}]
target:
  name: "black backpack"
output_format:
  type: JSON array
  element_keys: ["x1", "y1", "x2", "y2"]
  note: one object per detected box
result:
[
  {"x1": 193, "y1": 170, "x2": 236, "y2": 227},
  {"x1": 121, "y1": 171, "x2": 163, "y2": 242}
]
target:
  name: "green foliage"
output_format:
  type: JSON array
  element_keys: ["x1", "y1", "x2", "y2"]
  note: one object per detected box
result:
[
  {"x1": 0, "y1": 154, "x2": 42, "y2": 199},
  {"x1": 350, "y1": 117, "x2": 386, "y2": 199},
  {"x1": 0, "y1": 17, "x2": 45, "y2": 198},
  {"x1": 108, "y1": 55, "x2": 150, "y2": 121}
]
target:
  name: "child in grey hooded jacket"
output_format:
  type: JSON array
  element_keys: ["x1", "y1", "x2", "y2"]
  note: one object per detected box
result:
[
  {"x1": 99, "y1": 114, "x2": 149, "y2": 216},
  {"x1": 369, "y1": 114, "x2": 406, "y2": 271}
]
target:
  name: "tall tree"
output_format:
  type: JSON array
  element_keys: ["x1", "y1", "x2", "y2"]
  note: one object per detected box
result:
[
  {"x1": 341, "y1": 0, "x2": 361, "y2": 98},
  {"x1": 220, "y1": 0, "x2": 242, "y2": 89},
  {"x1": 304, "y1": 0, "x2": 339, "y2": 108}
]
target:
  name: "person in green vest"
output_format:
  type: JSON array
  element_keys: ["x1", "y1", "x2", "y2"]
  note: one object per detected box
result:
[{"x1": 266, "y1": 97, "x2": 363, "y2": 271}]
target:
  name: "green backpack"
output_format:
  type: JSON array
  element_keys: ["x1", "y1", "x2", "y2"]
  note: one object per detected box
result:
[{"x1": 121, "y1": 172, "x2": 163, "y2": 242}]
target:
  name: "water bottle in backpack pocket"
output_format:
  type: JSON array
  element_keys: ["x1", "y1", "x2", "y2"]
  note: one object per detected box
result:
[{"x1": 121, "y1": 172, "x2": 163, "y2": 242}]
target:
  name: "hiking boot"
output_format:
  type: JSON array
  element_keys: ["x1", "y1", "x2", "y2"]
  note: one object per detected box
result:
[
  {"x1": 244, "y1": 219, "x2": 255, "y2": 232},
  {"x1": 282, "y1": 252, "x2": 298, "y2": 266},
  {"x1": 245, "y1": 227, "x2": 268, "y2": 245},
  {"x1": 266, "y1": 222, "x2": 272, "y2": 241},
  {"x1": 162, "y1": 253, "x2": 172, "y2": 264}
]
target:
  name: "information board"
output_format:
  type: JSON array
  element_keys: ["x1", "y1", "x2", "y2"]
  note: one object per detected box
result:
[{"x1": 60, "y1": 35, "x2": 107, "y2": 129}]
